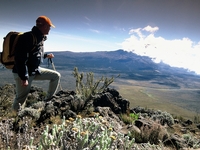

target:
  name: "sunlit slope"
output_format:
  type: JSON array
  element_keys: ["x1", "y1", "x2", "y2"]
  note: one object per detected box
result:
[{"x1": 113, "y1": 79, "x2": 200, "y2": 119}]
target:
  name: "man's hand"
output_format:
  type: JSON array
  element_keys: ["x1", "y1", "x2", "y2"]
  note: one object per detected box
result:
[
  {"x1": 47, "y1": 53, "x2": 54, "y2": 58},
  {"x1": 21, "y1": 80, "x2": 28, "y2": 86}
]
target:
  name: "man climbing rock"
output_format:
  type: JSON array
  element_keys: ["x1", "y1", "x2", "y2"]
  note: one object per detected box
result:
[{"x1": 12, "y1": 16, "x2": 61, "y2": 111}]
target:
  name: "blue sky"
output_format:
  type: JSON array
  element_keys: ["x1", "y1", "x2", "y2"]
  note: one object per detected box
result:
[{"x1": 1, "y1": 0, "x2": 200, "y2": 74}]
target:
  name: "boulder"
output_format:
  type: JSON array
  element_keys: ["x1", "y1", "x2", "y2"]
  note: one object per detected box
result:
[
  {"x1": 95, "y1": 106, "x2": 125, "y2": 131},
  {"x1": 93, "y1": 88, "x2": 130, "y2": 114}
]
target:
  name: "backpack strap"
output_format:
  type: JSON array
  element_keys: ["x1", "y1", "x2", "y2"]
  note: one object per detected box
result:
[
  {"x1": 11, "y1": 32, "x2": 23, "y2": 56},
  {"x1": 30, "y1": 33, "x2": 37, "y2": 51}
]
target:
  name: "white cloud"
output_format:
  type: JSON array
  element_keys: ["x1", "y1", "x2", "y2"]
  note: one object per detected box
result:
[
  {"x1": 142, "y1": 25, "x2": 159, "y2": 33},
  {"x1": 121, "y1": 25, "x2": 200, "y2": 74},
  {"x1": 129, "y1": 28, "x2": 143, "y2": 38}
]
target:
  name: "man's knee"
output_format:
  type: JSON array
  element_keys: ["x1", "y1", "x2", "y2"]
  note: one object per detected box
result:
[
  {"x1": 54, "y1": 71, "x2": 61, "y2": 80},
  {"x1": 57, "y1": 71, "x2": 61, "y2": 78}
]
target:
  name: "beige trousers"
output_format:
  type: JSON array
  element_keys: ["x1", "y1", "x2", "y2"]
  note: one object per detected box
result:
[{"x1": 12, "y1": 67, "x2": 61, "y2": 111}]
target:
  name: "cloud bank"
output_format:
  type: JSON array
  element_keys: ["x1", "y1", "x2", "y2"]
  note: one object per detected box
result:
[{"x1": 121, "y1": 26, "x2": 200, "y2": 75}]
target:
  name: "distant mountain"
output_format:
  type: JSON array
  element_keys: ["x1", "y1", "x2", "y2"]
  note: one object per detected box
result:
[
  {"x1": 50, "y1": 49, "x2": 199, "y2": 84},
  {"x1": 51, "y1": 49, "x2": 157, "y2": 74}
]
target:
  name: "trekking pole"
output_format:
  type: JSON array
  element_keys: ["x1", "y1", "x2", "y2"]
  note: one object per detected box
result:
[{"x1": 49, "y1": 58, "x2": 63, "y2": 91}]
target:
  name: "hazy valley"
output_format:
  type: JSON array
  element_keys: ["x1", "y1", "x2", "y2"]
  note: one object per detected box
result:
[{"x1": 1, "y1": 49, "x2": 200, "y2": 119}]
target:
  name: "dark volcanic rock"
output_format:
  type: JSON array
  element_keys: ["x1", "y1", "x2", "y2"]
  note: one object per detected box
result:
[
  {"x1": 14, "y1": 87, "x2": 130, "y2": 125},
  {"x1": 93, "y1": 88, "x2": 130, "y2": 114}
]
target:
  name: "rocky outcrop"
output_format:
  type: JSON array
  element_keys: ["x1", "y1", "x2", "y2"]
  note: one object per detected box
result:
[{"x1": 17, "y1": 87, "x2": 130, "y2": 124}]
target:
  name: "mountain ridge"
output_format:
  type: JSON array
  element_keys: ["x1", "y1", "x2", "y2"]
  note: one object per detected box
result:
[{"x1": 48, "y1": 49, "x2": 200, "y2": 88}]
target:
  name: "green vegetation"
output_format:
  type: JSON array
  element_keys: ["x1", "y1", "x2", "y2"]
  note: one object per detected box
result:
[
  {"x1": 120, "y1": 113, "x2": 139, "y2": 124},
  {"x1": 37, "y1": 114, "x2": 135, "y2": 150},
  {"x1": 73, "y1": 67, "x2": 119, "y2": 101}
]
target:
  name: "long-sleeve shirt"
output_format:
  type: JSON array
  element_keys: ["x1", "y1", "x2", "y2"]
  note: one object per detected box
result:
[{"x1": 12, "y1": 26, "x2": 47, "y2": 80}]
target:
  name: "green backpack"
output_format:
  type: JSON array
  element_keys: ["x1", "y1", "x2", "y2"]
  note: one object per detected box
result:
[{"x1": 0, "y1": 31, "x2": 37, "y2": 69}]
